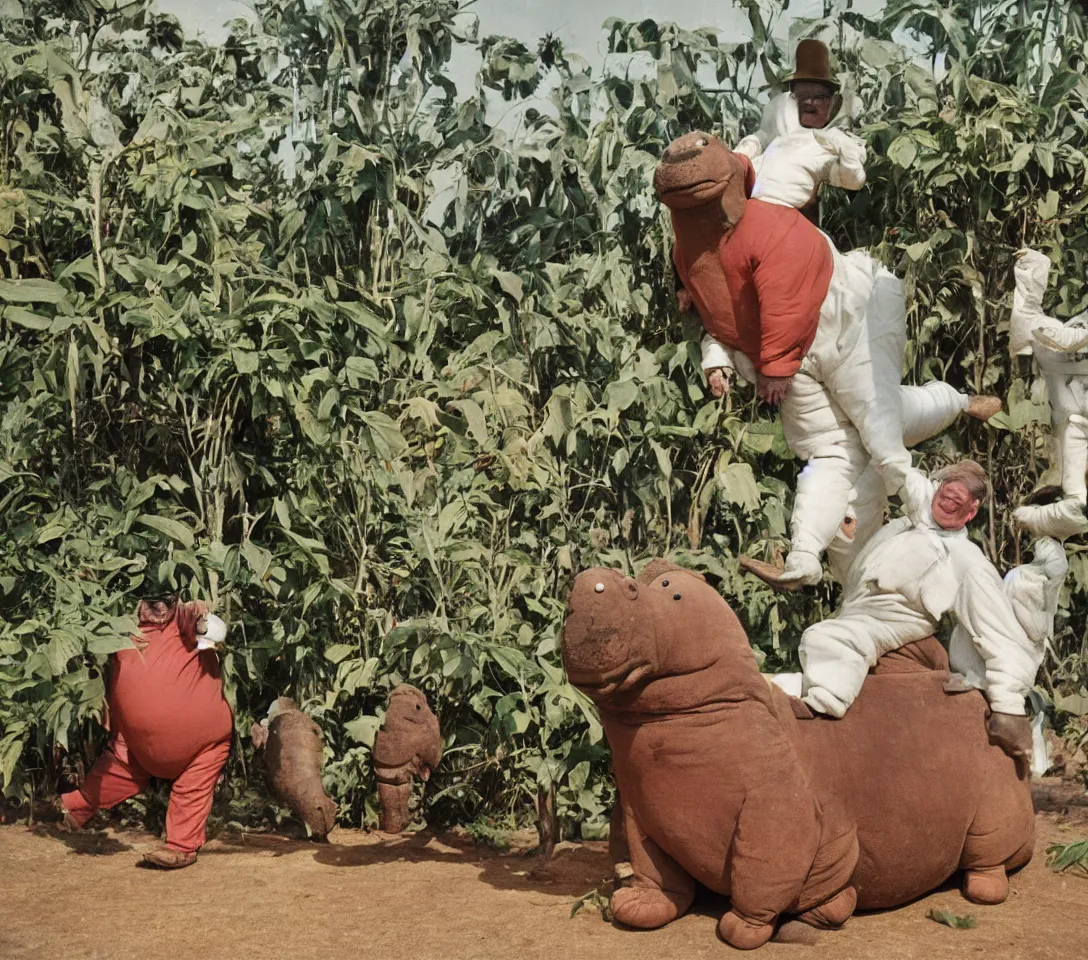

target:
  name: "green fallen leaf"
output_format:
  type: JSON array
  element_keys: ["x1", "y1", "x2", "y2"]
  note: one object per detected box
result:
[{"x1": 927, "y1": 908, "x2": 977, "y2": 929}]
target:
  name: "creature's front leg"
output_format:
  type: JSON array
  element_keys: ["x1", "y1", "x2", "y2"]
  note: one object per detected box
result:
[
  {"x1": 720, "y1": 787, "x2": 830, "y2": 950},
  {"x1": 610, "y1": 807, "x2": 695, "y2": 929}
]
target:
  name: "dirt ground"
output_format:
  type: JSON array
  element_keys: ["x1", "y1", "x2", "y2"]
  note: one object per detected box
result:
[{"x1": 1, "y1": 805, "x2": 1086, "y2": 960}]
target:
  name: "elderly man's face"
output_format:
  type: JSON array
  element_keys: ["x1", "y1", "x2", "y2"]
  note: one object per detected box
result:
[
  {"x1": 931, "y1": 480, "x2": 981, "y2": 531},
  {"x1": 792, "y1": 81, "x2": 835, "y2": 129}
]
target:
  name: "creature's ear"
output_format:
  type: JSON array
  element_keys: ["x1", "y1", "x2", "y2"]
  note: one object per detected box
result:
[{"x1": 637, "y1": 559, "x2": 707, "y2": 585}]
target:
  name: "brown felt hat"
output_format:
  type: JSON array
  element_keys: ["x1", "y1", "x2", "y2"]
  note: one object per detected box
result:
[{"x1": 788, "y1": 39, "x2": 840, "y2": 90}]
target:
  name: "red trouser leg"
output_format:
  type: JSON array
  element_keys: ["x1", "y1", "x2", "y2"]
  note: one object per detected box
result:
[
  {"x1": 163, "y1": 739, "x2": 231, "y2": 854},
  {"x1": 60, "y1": 734, "x2": 150, "y2": 826}
]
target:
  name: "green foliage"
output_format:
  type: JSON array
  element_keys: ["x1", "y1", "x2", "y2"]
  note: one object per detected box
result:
[
  {"x1": 462, "y1": 815, "x2": 514, "y2": 851},
  {"x1": 1045, "y1": 838, "x2": 1088, "y2": 876},
  {"x1": 1, "y1": 0, "x2": 1087, "y2": 836},
  {"x1": 570, "y1": 884, "x2": 614, "y2": 921}
]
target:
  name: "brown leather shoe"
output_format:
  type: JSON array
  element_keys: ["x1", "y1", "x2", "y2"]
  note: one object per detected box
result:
[
  {"x1": 139, "y1": 846, "x2": 197, "y2": 870},
  {"x1": 49, "y1": 796, "x2": 82, "y2": 832},
  {"x1": 967, "y1": 395, "x2": 1002, "y2": 421},
  {"x1": 738, "y1": 556, "x2": 806, "y2": 592}
]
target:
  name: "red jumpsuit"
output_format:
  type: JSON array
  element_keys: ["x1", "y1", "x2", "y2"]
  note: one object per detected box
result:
[{"x1": 61, "y1": 601, "x2": 233, "y2": 853}]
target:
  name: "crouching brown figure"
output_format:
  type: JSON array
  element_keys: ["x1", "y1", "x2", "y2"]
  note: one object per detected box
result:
[{"x1": 561, "y1": 561, "x2": 1034, "y2": 950}]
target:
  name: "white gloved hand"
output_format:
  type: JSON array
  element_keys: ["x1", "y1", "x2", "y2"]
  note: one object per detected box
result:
[
  {"x1": 813, "y1": 129, "x2": 866, "y2": 165},
  {"x1": 196, "y1": 612, "x2": 228, "y2": 650},
  {"x1": 898, "y1": 468, "x2": 935, "y2": 526}
]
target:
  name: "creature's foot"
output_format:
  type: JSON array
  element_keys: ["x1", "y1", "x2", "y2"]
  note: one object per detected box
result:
[
  {"x1": 1014, "y1": 500, "x2": 1088, "y2": 540},
  {"x1": 718, "y1": 910, "x2": 776, "y2": 950},
  {"x1": 772, "y1": 920, "x2": 820, "y2": 945},
  {"x1": 967, "y1": 394, "x2": 1003, "y2": 421},
  {"x1": 1032, "y1": 327, "x2": 1088, "y2": 355},
  {"x1": 611, "y1": 886, "x2": 689, "y2": 929},
  {"x1": 797, "y1": 885, "x2": 857, "y2": 929},
  {"x1": 139, "y1": 846, "x2": 198, "y2": 870},
  {"x1": 963, "y1": 865, "x2": 1009, "y2": 905},
  {"x1": 739, "y1": 552, "x2": 821, "y2": 591}
]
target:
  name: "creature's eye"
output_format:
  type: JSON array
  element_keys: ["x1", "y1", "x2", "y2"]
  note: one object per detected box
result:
[
  {"x1": 695, "y1": 138, "x2": 707, "y2": 147},
  {"x1": 661, "y1": 579, "x2": 669, "y2": 587},
  {"x1": 415, "y1": 704, "x2": 421, "y2": 710}
]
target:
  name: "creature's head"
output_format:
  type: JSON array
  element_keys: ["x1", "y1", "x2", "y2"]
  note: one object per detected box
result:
[
  {"x1": 1013, "y1": 248, "x2": 1051, "y2": 308},
  {"x1": 137, "y1": 595, "x2": 178, "y2": 627},
  {"x1": 561, "y1": 560, "x2": 765, "y2": 716},
  {"x1": 654, "y1": 131, "x2": 749, "y2": 228},
  {"x1": 296, "y1": 790, "x2": 338, "y2": 842},
  {"x1": 372, "y1": 685, "x2": 443, "y2": 833}
]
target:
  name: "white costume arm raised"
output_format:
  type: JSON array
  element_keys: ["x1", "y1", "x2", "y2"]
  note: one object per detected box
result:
[
  {"x1": 953, "y1": 559, "x2": 1044, "y2": 715},
  {"x1": 732, "y1": 92, "x2": 798, "y2": 160},
  {"x1": 814, "y1": 129, "x2": 868, "y2": 191},
  {"x1": 733, "y1": 131, "x2": 770, "y2": 160}
]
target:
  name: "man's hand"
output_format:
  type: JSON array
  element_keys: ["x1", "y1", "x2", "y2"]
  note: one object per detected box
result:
[
  {"x1": 757, "y1": 374, "x2": 793, "y2": 405},
  {"x1": 986, "y1": 712, "x2": 1033, "y2": 766},
  {"x1": 676, "y1": 287, "x2": 694, "y2": 313},
  {"x1": 706, "y1": 367, "x2": 731, "y2": 399},
  {"x1": 813, "y1": 129, "x2": 866, "y2": 165}
]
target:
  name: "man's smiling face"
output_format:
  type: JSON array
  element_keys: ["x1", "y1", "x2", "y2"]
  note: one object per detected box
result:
[{"x1": 931, "y1": 480, "x2": 981, "y2": 531}]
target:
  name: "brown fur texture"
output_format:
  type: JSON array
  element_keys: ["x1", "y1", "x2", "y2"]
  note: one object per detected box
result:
[
  {"x1": 371, "y1": 685, "x2": 443, "y2": 833},
  {"x1": 251, "y1": 698, "x2": 337, "y2": 841},
  {"x1": 561, "y1": 562, "x2": 1034, "y2": 950}
]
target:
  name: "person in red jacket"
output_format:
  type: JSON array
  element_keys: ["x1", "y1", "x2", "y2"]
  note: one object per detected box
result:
[
  {"x1": 656, "y1": 131, "x2": 933, "y2": 589},
  {"x1": 59, "y1": 596, "x2": 232, "y2": 869}
]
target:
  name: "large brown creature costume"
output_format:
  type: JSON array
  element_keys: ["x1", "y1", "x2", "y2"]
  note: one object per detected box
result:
[
  {"x1": 371, "y1": 685, "x2": 443, "y2": 833},
  {"x1": 251, "y1": 698, "x2": 337, "y2": 840},
  {"x1": 561, "y1": 562, "x2": 1034, "y2": 950}
]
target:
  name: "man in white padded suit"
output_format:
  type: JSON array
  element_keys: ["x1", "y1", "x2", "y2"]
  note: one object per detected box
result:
[
  {"x1": 1008, "y1": 248, "x2": 1088, "y2": 539},
  {"x1": 788, "y1": 459, "x2": 1066, "y2": 766},
  {"x1": 695, "y1": 39, "x2": 1001, "y2": 586}
]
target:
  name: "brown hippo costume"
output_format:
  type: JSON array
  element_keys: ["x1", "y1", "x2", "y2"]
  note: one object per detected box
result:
[{"x1": 561, "y1": 561, "x2": 1034, "y2": 950}]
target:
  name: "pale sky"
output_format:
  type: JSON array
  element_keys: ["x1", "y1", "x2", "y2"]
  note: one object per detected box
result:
[{"x1": 156, "y1": 0, "x2": 883, "y2": 56}]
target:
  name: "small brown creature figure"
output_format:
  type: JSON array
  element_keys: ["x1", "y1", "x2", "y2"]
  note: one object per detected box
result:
[
  {"x1": 371, "y1": 685, "x2": 443, "y2": 833},
  {"x1": 250, "y1": 698, "x2": 337, "y2": 841}
]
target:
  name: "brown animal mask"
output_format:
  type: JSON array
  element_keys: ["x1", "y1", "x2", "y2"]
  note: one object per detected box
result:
[
  {"x1": 371, "y1": 685, "x2": 443, "y2": 833},
  {"x1": 562, "y1": 562, "x2": 768, "y2": 716},
  {"x1": 653, "y1": 131, "x2": 749, "y2": 228}
]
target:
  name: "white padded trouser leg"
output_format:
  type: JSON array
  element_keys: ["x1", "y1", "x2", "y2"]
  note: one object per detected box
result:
[
  {"x1": 800, "y1": 592, "x2": 936, "y2": 717},
  {"x1": 781, "y1": 371, "x2": 871, "y2": 561},
  {"x1": 901, "y1": 382, "x2": 969, "y2": 448}
]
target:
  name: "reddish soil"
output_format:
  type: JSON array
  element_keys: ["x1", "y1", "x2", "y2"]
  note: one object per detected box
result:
[{"x1": 1, "y1": 809, "x2": 1085, "y2": 960}]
